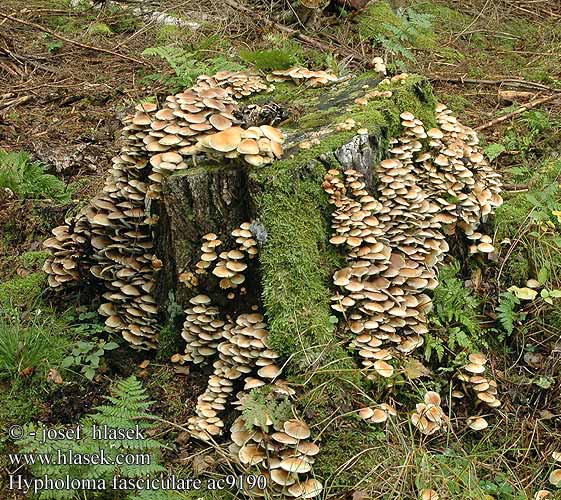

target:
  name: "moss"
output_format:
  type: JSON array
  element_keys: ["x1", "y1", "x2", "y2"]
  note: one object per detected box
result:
[
  {"x1": 155, "y1": 325, "x2": 183, "y2": 363},
  {"x1": 494, "y1": 194, "x2": 534, "y2": 243},
  {"x1": 18, "y1": 251, "x2": 49, "y2": 269},
  {"x1": 0, "y1": 272, "x2": 46, "y2": 312},
  {"x1": 313, "y1": 425, "x2": 387, "y2": 492},
  {"x1": 251, "y1": 160, "x2": 342, "y2": 361},
  {"x1": 251, "y1": 72, "x2": 436, "y2": 376},
  {"x1": 414, "y1": 2, "x2": 473, "y2": 30}
]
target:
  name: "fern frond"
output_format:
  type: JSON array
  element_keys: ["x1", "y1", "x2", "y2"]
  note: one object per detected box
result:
[{"x1": 497, "y1": 291, "x2": 520, "y2": 335}]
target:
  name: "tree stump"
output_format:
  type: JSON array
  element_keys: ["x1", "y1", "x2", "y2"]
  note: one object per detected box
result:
[{"x1": 153, "y1": 72, "x2": 436, "y2": 370}]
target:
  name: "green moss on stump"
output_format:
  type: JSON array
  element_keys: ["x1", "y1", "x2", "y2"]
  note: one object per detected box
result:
[
  {"x1": 251, "y1": 73, "x2": 436, "y2": 374},
  {"x1": 252, "y1": 161, "x2": 341, "y2": 361}
]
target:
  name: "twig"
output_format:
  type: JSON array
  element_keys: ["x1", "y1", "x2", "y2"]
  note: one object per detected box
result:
[
  {"x1": 223, "y1": 0, "x2": 371, "y2": 67},
  {"x1": 0, "y1": 11, "x2": 151, "y2": 67},
  {"x1": 475, "y1": 94, "x2": 560, "y2": 131},
  {"x1": 428, "y1": 75, "x2": 559, "y2": 92}
]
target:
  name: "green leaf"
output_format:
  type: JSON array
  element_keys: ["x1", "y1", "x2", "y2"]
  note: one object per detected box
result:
[
  {"x1": 61, "y1": 356, "x2": 74, "y2": 368},
  {"x1": 104, "y1": 342, "x2": 119, "y2": 350},
  {"x1": 537, "y1": 266, "x2": 549, "y2": 284},
  {"x1": 484, "y1": 143, "x2": 506, "y2": 162},
  {"x1": 84, "y1": 368, "x2": 95, "y2": 380}
]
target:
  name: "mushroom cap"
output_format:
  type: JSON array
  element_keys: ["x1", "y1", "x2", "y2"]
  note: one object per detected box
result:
[
  {"x1": 424, "y1": 391, "x2": 441, "y2": 406},
  {"x1": 287, "y1": 479, "x2": 323, "y2": 499},
  {"x1": 208, "y1": 126, "x2": 243, "y2": 152},
  {"x1": 373, "y1": 359, "x2": 394, "y2": 377},
  {"x1": 238, "y1": 443, "x2": 265, "y2": 465},
  {"x1": 257, "y1": 364, "x2": 281, "y2": 379},
  {"x1": 284, "y1": 419, "x2": 311, "y2": 440},
  {"x1": 420, "y1": 489, "x2": 439, "y2": 500},
  {"x1": 370, "y1": 408, "x2": 388, "y2": 423},
  {"x1": 468, "y1": 353, "x2": 487, "y2": 365},
  {"x1": 280, "y1": 457, "x2": 312, "y2": 474},
  {"x1": 464, "y1": 363, "x2": 485, "y2": 374},
  {"x1": 534, "y1": 491, "x2": 551, "y2": 500},
  {"x1": 549, "y1": 469, "x2": 561, "y2": 486},
  {"x1": 270, "y1": 468, "x2": 297, "y2": 486},
  {"x1": 237, "y1": 138, "x2": 260, "y2": 155},
  {"x1": 468, "y1": 416, "x2": 488, "y2": 431},
  {"x1": 297, "y1": 441, "x2": 320, "y2": 456},
  {"x1": 260, "y1": 125, "x2": 285, "y2": 143},
  {"x1": 359, "y1": 407, "x2": 374, "y2": 420},
  {"x1": 271, "y1": 432, "x2": 298, "y2": 445}
]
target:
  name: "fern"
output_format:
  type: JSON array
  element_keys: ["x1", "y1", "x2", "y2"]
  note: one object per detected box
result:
[
  {"x1": 241, "y1": 388, "x2": 293, "y2": 430},
  {"x1": 427, "y1": 261, "x2": 484, "y2": 360},
  {"x1": 0, "y1": 150, "x2": 71, "y2": 202},
  {"x1": 360, "y1": 5, "x2": 434, "y2": 66},
  {"x1": 141, "y1": 46, "x2": 244, "y2": 91},
  {"x1": 496, "y1": 291, "x2": 521, "y2": 336},
  {"x1": 17, "y1": 376, "x2": 166, "y2": 499}
]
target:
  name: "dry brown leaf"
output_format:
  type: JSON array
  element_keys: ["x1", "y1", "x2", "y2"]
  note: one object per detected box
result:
[
  {"x1": 47, "y1": 368, "x2": 63, "y2": 384},
  {"x1": 404, "y1": 359, "x2": 431, "y2": 379},
  {"x1": 19, "y1": 366, "x2": 34, "y2": 378}
]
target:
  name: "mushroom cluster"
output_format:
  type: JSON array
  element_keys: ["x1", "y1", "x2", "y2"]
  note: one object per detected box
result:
[
  {"x1": 230, "y1": 412, "x2": 323, "y2": 498},
  {"x1": 323, "y1": 104, "x2": 503, "y2": 377},
  {"x1": 454, "y1": 352, "x2": 501, "y2": 430},
  {"x1": 267, "y1": 67, "x2": 339, "y2": 87},
  {"x1": 198, "y1": 124, "x2": 285, "y2": 167},
  {"x1": 185, "y1": 309, "x2": 284, "y2": 439},
  {"x1": 358, "y1": 403, "x2": 397, "y2": 424},
  {"x1": 193, "y1": 223, "x2": 258, "y2": 292},
  {"x1": 195, "y1": 71, "x2": 270, "y2": 99},
  {"x1": 411, "y1": 391, "x2": 448, "y2": 436},
  {"x1": 43, "y1": 215, "x2": 92, "y2": 289},
  {"x1": 323, "y1": 167, "x2": 431, "y2": 377},
  {"x1": 42, "y1": 68, "x2": 319, "y2": 349}
]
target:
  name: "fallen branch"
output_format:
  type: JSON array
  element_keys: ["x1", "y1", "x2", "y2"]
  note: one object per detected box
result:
[
  {"x1": 475, "y1": 94, "x2": 560, "y2": 131},
  {"x1": 428, "y1": 75, "x2": 558, "y2": 93},
  {"x1": 0, "y1": 11, "x2": 151, "y2": 67}
]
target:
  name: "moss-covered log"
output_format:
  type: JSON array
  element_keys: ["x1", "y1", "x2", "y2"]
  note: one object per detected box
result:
[{"x1": 154, "y1": 72, "x2": 436, "y2": 377}]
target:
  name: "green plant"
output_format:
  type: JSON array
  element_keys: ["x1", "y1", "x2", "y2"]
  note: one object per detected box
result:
[
  {"x1": 358, "y1": 3, "x2": 435, "y2": 67},
  {"x1": 426, "y1": 262, "x2": 483, "y2": 361},
  {"x1": 61, "y1": 311, "x2": 119, "y2": 380},
  {"x1": 141, "y1": 47, "x2": 244, "y2": 91},
  {"x1": 16, "y1": 376, "x2": 166, "y2": 499},
  {"x1": 496, "y1": 291, "x2": 523, "y2": 337},
  {"x1": 0, "y1": 315, "x2": 52, "y2": 381},
  {"x1": 484, "y1": 143, "x2": 506, "y2": 162},
  {"x1": 0, "y1": 150, "x2": 71, "y2": 202},
  {"x1": 240, "y1": 388, "x2": 293, "y2": 430}
]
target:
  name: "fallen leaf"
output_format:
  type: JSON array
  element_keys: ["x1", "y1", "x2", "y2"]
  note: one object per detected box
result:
[
  {"x1": 19, "y1": 366, "x2": 34, "y2": 378},
  {"x1": 174, "y1": 365, "x2": 190, "y2": 375},
  {"x1": 47, "y1": 368, "x2": 64, "y2": 384},
  {"x1": 552, "y1": 210, "x2": 561, "y2": 224},
  {"x1": 404, "y1": 359, "x2": 431, "y2": 379},
  {"x1": 139, "y1": 359, "x2": 150, "y2": 369},
  {"x1": 509, "y1": 286, "x2": 538, "y2": 300}
]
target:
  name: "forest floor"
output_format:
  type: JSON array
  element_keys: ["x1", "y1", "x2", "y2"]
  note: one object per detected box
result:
[{"x1": 1, "y1": 0, "x2": 561, "y2": 499}]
